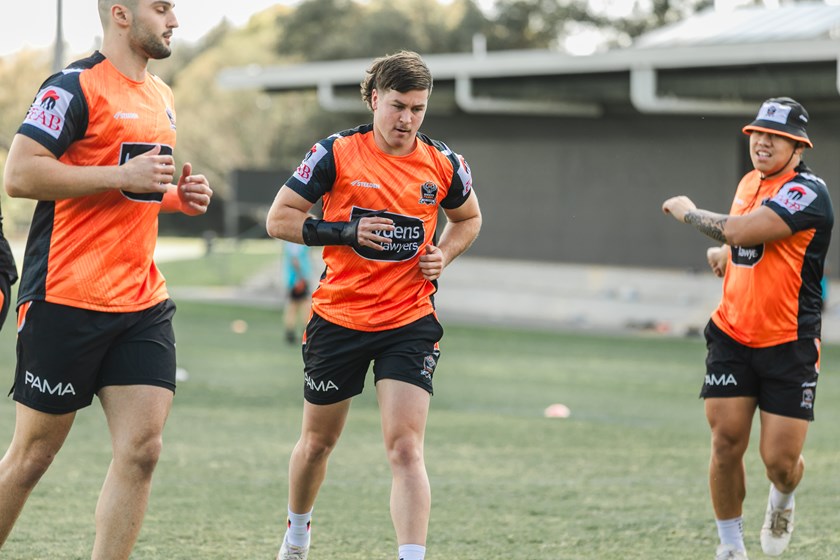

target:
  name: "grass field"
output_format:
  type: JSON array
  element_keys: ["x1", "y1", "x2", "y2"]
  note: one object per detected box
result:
[{"x1": 1, "y1": 250, "x2": 839, "y2": 559}]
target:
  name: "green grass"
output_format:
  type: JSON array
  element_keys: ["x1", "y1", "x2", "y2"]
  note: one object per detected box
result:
[
  {"x1": 1, "y1": 301, "x2": 839, "y2": 559},
  {"x1": 156, "y1": 238, "x2": 281, "y2": 287}
]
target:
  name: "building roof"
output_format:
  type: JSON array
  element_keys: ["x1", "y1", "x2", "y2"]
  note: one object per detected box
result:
[
  {"x1": 636, "y1": 2, "x2": 840, "y2": 48},
  {"x1": 217, "y1": 2, "x2": 840, "y2": 117}
]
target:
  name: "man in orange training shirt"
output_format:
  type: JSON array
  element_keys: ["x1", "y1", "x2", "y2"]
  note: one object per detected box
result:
[
  {"x1": 663, "y1": 97, "x2": 832, "y2": 560},
  {"x1": 0, "y1": 1, "x2": 212, "y2": 558},
  {"x1": 266, "y1": 50, "x2": 482, "y2": 560}
]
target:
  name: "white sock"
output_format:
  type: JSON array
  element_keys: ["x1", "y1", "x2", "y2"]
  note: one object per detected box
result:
[
  {"x1": 770, "y1": 485, "x2": 795, "y2": 510},
  {"x1": 716, "y1": 517, "x2": 745, "y2": 550},
  {"x1": 398, "y1": 544, "x2": 426, "y2": 560},
  {"x1": 286, "y1": 507, "x2": 312, "y2": 547}
]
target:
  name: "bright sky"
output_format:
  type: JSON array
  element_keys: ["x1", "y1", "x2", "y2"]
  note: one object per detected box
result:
[
  {"x1": 1, "y1": 0, "x2": 760, "y2": 60},
  {"x1": 0, "y1": 0, "x2": 291, "y2": 57},
  {"x1": 0, "y1": 0, "x2": 643, "y2": 60}
]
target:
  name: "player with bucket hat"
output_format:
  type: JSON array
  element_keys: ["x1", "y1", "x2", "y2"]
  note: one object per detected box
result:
[
  {"x1": 662, "y1": 97, "x2": 833, "y2": 560},
  {"x1": 742, "y1": 97, "x2": 812, "y2": 146}
]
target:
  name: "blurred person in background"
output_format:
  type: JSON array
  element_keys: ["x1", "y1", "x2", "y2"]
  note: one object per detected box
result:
[{"x1": 283, "y1": 240, "x2": 313, "y2": 344}]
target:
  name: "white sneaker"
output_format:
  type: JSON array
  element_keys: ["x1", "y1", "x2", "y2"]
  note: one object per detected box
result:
[
  {"x1": 760, "y1": 487, "x2": 795, "y2": 556},
  {"x1": 277, "y1": 536, "x2": 309, "y2": 560},
  {"x1": 715, "y1": 544, "x2": 749, "y2": 560}
]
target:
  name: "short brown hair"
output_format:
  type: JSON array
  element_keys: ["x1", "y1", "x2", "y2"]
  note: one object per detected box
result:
[
  {"x1": 98, "y1": 0, "x2": 138, "y2": 27},
  {"x1": 360, "y1": 51, "x2": 433, "y2": 111}
]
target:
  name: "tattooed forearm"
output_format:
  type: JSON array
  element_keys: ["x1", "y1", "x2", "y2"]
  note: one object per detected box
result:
[{"x1": 685, "y1": 211, "x2": 728, "y2": 243}]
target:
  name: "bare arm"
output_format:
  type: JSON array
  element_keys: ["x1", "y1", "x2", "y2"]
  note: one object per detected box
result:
[
  {"x1": 662, "y1": 195, "x2": 792, "y2": 246},
  {"x1": 419, "y1": 193, "x2": 482, "y2": 281},
  {"x1": 4, "y1": 134, "x2": 175, "y2": 200},
  {"x1": 265, "y1": 186, "x2": 314, "y2": 244}
]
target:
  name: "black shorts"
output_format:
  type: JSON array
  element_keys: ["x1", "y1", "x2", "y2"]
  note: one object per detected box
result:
[
  {"x1": 12, "y1": 299, "x2": 177, "y2": 414},
  {"x1": 0, "y1": 274, "x2": 11, "y2": 332},
  {"x1": 701, "y1": 320, "x2": 820, "y2": 421},
  {"x1": 301, "y1": 312, "x2": 443, "y2": 405}
]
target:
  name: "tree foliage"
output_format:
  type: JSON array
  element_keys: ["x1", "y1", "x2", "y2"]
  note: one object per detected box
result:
[
  {"x1": 0, "y1": 50, "x2": 51, "y2": 234},
  {"x1": 274, "y1": 0, "x2": 491, "y2": 60},
  {"x1": 273, "y1": 0, "x2": 711, "y2": 57}
]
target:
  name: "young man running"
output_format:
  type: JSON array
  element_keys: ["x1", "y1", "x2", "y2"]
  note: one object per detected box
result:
[{"x1": 266, "y1": 50, "x2": 482, "y2": 560}]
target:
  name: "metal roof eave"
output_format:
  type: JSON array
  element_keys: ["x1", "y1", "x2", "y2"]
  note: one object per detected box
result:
[{"x1": 216, "y1": 39, "x2": 840, "y2": 116}]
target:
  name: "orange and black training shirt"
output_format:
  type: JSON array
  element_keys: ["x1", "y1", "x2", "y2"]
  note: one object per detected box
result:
[
  {"x1": 285, "y1": 125, "x2": 474, "y2": 332},
  {"x1": 16, "y1": 52, "x2": 177, "y2": 313},
  {"x1": 713, "y1": 163, "x2": 834, "y2": 347}
]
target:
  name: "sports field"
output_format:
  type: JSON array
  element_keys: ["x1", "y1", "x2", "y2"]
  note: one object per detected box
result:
[{"x1": 0, "y1": 260, "x2": 839, "y2": 558}]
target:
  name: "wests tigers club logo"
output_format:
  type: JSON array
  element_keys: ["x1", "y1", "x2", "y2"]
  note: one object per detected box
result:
[{"x1": 419, "y1": 181, "x2": 438, "y2": 205}]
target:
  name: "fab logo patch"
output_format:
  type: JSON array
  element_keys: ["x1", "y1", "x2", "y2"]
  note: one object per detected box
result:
[
  {"x1": 293, "y1": 143, "x2": 329, "y2": 185},
  {"x1": 772, "y1": 182, "x2": 817, "y2": 215},
  {"x1": 24, "y1": 86, "x2": 74, "y2": 139}
]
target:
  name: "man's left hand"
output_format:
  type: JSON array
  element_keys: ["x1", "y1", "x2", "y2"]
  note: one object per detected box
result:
[
  {"x1": 419, "y1": 244, "x2": 444, "y2": 281},
  {"x1": 177, "y1": 162, "x2": 212, "y2": 216}
]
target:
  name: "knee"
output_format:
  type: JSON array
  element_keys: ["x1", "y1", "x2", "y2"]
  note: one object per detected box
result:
[
  {"x1": 764, "y1": 454, "x2": 803, "y2": 488},
  {"x1": 6, "y1": 445, "x2": 58, "y2": 488},
  {"x1": 296, "y1": 435, "x2": 337, "y2": 465},
  {"x1": 115, "y1": 435, "x2": 163, "y2": 478},
  {"x1": 385, "y1": 436, "x2": 423, "y2": 471},
  {"x1": 710, "y1": 431, "x2": 748, "y2": 468}
]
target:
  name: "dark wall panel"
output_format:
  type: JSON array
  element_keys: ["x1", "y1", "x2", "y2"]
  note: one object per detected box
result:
[{"x1": 423, "y1": 111, "x2": 840, "y2": 275}]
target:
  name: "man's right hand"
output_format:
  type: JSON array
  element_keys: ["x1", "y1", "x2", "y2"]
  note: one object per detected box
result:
[
  {"x1": 355, "y1": 216, "x2": 395, "y2": 250},
  {"x1": 661, "y1": 195, "x2": 697, "y2": 223},
  {"x1": 119, "y1": 144, "x2": 174, "y2": 193}
]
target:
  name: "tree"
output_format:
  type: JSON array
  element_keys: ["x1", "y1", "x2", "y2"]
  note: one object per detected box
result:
[
  {"x1": 0, "y1": 50, "x2": 51, "y2": 235},
  {"x1": 275, "y1": 0, "x2": 493, "y2": 60},
  {"x1": 486, "y1": 0, "x2": 714, "y2": 51},
  {"x1": 274, "y1": 0, "x2": 365, "y2": 61}
]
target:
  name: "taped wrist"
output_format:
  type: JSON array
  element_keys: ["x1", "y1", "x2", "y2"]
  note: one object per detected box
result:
[{"x1": 301, "y1": 217, "x2": 358, "y2": 247}]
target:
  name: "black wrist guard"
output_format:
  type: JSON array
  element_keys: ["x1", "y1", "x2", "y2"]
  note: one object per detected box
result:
[{"x1": 301, "y1": 217, "x2": 359, "y2": 247}]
